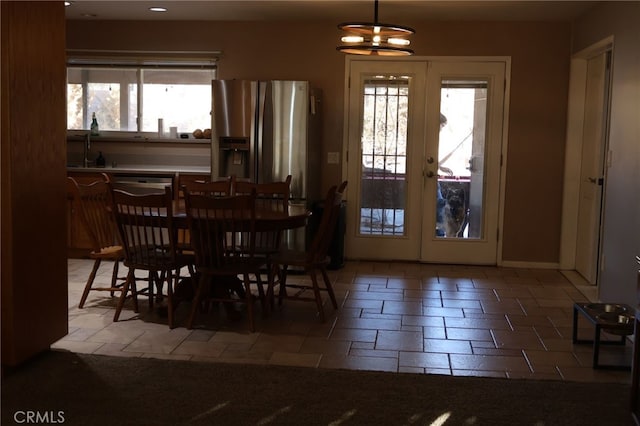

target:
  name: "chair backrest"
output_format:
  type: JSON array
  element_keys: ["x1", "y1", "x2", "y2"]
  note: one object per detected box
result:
[
  {"x1": 180, "y1": 178, "x2": 232, "y2": 198},
  {"x1": 108, "y1": 185, "x2": 177, "y2": 269},
  {"x1": 68, "y1": 174, "x2": 119, "y2": 252},
  {"x1": 233, "y1": 175, "x2": 291, "y2": 212},
  {"x1": 307, "y1": 181, "x2": 348, "y2": 263},
  {"x1": 68, "y1": 172, "x2": 113, "y2": 186},
  {"x1": 176, "y1": 174, "x2": 231, "y2": 200},
  {"x1": 184, "y1": 192, "x2": 257, "y2": 269}
]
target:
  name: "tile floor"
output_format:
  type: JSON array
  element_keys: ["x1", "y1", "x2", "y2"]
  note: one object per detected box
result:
[{"x1": 54, "y1": 258, "x2": 633, "y2": 384}]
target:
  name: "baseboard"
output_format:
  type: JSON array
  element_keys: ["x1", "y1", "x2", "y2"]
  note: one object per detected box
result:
[
  {"x1": 499, "y1": 260, "x2": 560, "y2": 269},
  {"x1": 560, "y1": 270, "x2": 591, "y2": 286},
  {"x1": 561, "y1": 269, "x2": 599, "y2": 302}
]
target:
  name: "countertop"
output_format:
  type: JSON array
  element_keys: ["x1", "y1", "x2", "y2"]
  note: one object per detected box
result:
[{"x1": 67, "y1": 164, "x2": 211, "y2": 176}]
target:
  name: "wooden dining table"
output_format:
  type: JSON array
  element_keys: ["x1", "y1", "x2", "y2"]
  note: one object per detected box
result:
[{"x1": 172, "y1": 200, "x2": 312, "y2": 231}]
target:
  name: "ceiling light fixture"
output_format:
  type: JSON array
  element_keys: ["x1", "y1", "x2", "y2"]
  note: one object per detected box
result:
[
  {"x1": 149, "y1": 7, "x2": 167, "y2": 13},
  {"x1": 64, "y1": 1, "x2": 72, "y2": 6},
  {"x1": 337, "y1": 0, "x2": 415, "y2": 56}
]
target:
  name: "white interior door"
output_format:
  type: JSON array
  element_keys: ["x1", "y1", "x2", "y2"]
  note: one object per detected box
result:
[
  {"x1": 575, "y1": 51, "x2": 610, "y2": 283},
  {"x1": 420, "y1": 62, "x2": 506, "y2": 264}
]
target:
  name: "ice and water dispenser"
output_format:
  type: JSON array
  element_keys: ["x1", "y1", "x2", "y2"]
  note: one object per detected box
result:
[{"x1": 218, "y1": 136, "x2": 251, "y2": 179}]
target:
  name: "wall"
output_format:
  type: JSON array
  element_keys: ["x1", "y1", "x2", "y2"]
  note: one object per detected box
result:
[
  {"x1": 572, "y1": 2, "x2": 640, "y2": 303},
  {"x1": 2, "y1": 2, "x2": 68, "y2": 367},
  {"x1": 66, "y1": 18, "x2": 572, "y2": 264}
]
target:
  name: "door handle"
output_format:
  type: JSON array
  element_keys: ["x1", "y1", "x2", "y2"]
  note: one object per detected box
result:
[
  {"x1": 587, "y1": 177, "x2": 604, "y2": 185},
  {"x1": 425, "y1": 171, "x2": 435, "y2": 178}
]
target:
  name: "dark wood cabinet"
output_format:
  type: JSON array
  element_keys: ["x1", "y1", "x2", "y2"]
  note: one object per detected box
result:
[
  {"x1": 1, "y1": 2, "x2": 68, "y2": 367},
  {"x1": 67, "y1": 189, "x2": 93, "y2": 256}
]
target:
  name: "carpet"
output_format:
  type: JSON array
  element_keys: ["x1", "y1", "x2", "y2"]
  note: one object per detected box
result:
[{"x1": 1, "y1": 350, "x2": 633, "y2": 425}]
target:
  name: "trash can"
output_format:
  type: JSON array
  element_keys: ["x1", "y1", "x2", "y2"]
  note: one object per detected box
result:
[{"x1": 309, "y1": 199, "x2": 346, "y2": 270}]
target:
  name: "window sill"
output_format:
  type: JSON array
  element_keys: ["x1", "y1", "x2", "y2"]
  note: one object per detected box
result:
[{"x1": 67, "y1": 132, "x2": 211, "y2": 145}]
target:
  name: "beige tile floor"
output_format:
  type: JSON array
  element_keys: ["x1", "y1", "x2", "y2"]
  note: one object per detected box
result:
[{"x1": 54, "y1": 258, "x2": 633, "y2": 384}]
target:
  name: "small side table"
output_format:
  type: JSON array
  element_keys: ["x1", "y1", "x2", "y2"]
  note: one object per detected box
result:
[{"x1": 572, "y1": 302, "x2": 635, "y2": 370}]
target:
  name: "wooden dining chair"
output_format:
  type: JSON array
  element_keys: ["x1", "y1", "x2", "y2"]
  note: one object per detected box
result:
[
  {"x1": 178, "y1": 176, "x2": 234, "y2": 275},
  {"x1": 233, "y1": 175, "x2": 292, "y2": 290},
  {"x1": 180, "y1": 177, "x2": 233, "y2": 198},
  {"x1": 175, "y1": 173, "x2": 232, "y2": 201},
  {"x1": 108, "y1": 185, "x2": 191, "y2": 328},
  {"x1": 184, "y1": 190, "x2": 266, "y2": 331},
  {"x1": 232, "y1": 175, "x2": 291, "y2": 210},
  {"x1": 267, "y1": 181, "x2": 347, "y2": 322},
  {"x1": 68, "y1": 174, "x2": 126, "y2": 310}
]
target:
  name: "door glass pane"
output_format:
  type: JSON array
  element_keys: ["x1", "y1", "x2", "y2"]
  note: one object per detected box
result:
[
  {"x1": 436, "y1": 79, "x2": 487, "y2": 239},
  {"x1": 359, "y1": 77, "x2": 409, "y2": 236}
]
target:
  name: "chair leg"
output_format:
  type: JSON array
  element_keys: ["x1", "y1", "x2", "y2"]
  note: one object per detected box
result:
[
  {"x1": 187, "y1": 272, "x2": 209, "y2": 329},
  {"x1": 278, "y1": 265, "x2": 289, "y2": 305},
  {"x1": 148, "y1": 271, "x2": 166, "y2": 309},
  {"x1": 308, "y1": 269, "x2": 325, "y2": 322},
  {"x1": 146, "y1": 271, "x2": 154, "y2": 309},
  {"x1": 243, "y1": 273, "x2": 255, "y2": 332},
  {"x1": 109, "y1": 259, "x2": 121, "y2": 297},
  {"x1": 156, "y1": 270, "x2": 165, "y2": 302},
  {"x1": 130, "y1": 273, "x2": 139, "y2": 313},
  {"x1": 166, "y1": 269, "x2": 175, "y2": 329},
  {"x1": 114, "y1": 268, "x2": 134, "y2": 322},
  {"x1": 254, "y1": 272, "x2": 266, "y2": 312},
  {"x1": 78, "y1": 258, "x2": 101, "y2": 308},
  {"x1": 320, "y1": 266, "x2": 338, "y2": 309},
  {"x1": 266, "y1": 263, "x2": 278, "y2": 312}
]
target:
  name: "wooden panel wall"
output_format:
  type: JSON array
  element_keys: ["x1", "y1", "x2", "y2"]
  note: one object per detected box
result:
[{"x1": 1, "y1": 2, "x2": 68, "y2": 367}]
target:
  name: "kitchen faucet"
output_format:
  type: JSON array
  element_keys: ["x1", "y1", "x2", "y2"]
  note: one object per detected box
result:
[{"x1": 83, "y1": 132, "x2": 91, "y2": 167}]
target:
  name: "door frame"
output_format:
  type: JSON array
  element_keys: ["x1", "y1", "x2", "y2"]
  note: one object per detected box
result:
[
  {"x1": 560, "y1": 37, "x2": 614, "y2": 285},
  {"x1": 341, "y1": 56, "x2": 512, "y2": 265}
]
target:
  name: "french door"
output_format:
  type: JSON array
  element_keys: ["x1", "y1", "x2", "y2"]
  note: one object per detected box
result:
[{"x1": 344, "y1": 58, "x2": 507, "y2": 264}]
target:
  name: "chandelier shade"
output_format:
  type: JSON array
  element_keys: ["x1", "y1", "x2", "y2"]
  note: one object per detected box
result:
[{"x1": 337, "y1": 0, "x2": 415, "y2": 56}]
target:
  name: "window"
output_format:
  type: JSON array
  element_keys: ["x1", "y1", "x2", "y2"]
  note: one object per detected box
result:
[
  {"x1": 360, "y1": 77, "x2": 409, "y2": 236},
  {"x1": 66, "y1": 50, "x2": 218, "y2": 136}
]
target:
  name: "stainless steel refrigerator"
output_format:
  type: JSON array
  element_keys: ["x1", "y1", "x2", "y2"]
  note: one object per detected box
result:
[{"x1": 211, "y1": 79, "x2": 322, "y2": 249}]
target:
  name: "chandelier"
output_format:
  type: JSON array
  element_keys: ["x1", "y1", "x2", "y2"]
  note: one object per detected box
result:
[{"x1": 337, "y1": 0, "x2": 415, "y2": 56}]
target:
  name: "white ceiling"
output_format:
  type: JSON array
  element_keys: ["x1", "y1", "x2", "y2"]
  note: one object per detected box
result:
[{"x1": 65, "y1": 1, "x2": 600, "y2": 22}]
